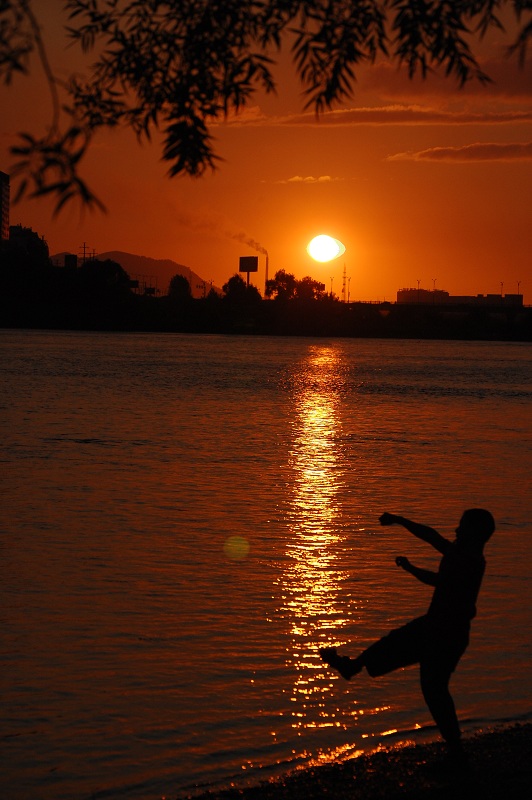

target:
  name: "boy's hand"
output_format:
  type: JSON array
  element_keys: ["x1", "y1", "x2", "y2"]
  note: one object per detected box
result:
[
  {"x1": 395, "y1": 556, "x2": 411, "y2": 570},
  {"x1": 379, "y1": 512, "x2": 396, "y2": 526}
]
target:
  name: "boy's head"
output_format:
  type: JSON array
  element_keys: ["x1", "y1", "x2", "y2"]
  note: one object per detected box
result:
[{"x1": 456, "y1": 508, "x2": 495, "y2": 545}]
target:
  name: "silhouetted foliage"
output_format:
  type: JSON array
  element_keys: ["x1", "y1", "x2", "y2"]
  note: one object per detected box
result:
[
  {"x1": 2, "y1": 224, "x2": 50, "y2": 268},
  {"x1": 77, "y1": 258, "x2": 131, "y2": 296},
  {"x1": 266, "y1": 269, "x2": 298, "y2": 300},
  {"x1": 220, "y1": 273, "x2": 263, "y2": 332},
  {"x1": 168, "y1": 273, "x2": 192, "y2": 302},
  {"x1": 266, "y1": 269, "x2": 326, "y2": 300},
  {"x1": 296, "y1": 275, "x2": 327, "y2": 301},
  {"x1": 1, "y1": 1, "x2": 529, "y2": 211},
  {"x1": 222, "y1": 274, "x2": 262, "y2": 305}
]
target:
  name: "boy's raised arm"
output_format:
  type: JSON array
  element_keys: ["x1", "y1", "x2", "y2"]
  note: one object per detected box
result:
[
  {"x1": 395, "y1": 556, "x2": 438, "y2": 586},
  {"x1": 379, "y1": 512, "x2": 451, "y2": 555}
]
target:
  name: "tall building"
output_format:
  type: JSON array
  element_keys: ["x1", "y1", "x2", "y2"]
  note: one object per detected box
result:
[{"x1": 0, "y1": 171, "x2": 9, "y2": 241}]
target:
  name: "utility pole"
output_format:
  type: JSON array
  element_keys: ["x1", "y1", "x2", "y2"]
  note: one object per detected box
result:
[
  {"x1": 79, "y1": 242, "x2": 89, "y2": 263},
  {"x1": 342, "y1": 262, "x2": 347, "y2": 302}
]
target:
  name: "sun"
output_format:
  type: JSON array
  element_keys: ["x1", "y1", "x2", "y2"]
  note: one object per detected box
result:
[{"x1": 307, "y1": 235, "x2": 346, "y2": 262}]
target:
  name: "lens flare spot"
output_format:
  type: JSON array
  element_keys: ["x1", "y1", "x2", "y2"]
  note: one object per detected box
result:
[
  {"x1": 224, "y1": 535, "x2": 250, "y2": 561},
  {"x1": 307, "y1": 235, "x2": 346, "y2": 262}
]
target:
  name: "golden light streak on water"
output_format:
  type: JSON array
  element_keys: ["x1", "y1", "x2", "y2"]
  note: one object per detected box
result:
[{"x1": 276, "y1": 346, "x2": 354, "y2": 734}]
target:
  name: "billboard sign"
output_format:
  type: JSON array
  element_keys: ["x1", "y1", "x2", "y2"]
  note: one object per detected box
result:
[{"x1": 239, "y1": 256, "x2": 258, "y2": 273}]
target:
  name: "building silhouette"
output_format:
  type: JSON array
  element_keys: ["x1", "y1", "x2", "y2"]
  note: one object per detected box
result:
[
  {"x1": 0, "y1": 171, "x2": 9, "y2": 241},
  {"x1": 397, "y1": 287, "x2": 523, "y2": 308}
]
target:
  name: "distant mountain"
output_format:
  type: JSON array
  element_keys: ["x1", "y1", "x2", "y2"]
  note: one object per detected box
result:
[
  {"x1": 99, "y1": 251, "x2": 220, "y2": 297},
  {"x1": 51, "y1": 250, "x2": 220, "y2": 298}
]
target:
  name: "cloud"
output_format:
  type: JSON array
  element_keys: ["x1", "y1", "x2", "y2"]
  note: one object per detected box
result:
[
  {"x1": 221, "y1": 104, "x2": 532, "y2": 127},
  {"x1": 275, "y1": 105, "x2": 532, "y2": 126},
  {"x1": 270, "y1": 175, "x2": 343, "y2": 184},
  {"x1": 387, "y1": 141, "x2": 532, "y2": 162},
  {"x1": 214, "y1": 105, "x2": 268, "y2": 126}
]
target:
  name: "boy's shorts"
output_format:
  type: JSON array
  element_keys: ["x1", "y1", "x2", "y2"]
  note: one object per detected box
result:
[{"x1": 363, "y1": 615, "x2": 470, "y2": 678}]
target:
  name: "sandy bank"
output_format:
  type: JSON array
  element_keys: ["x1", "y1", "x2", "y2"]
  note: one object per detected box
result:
[{"x1": 186, "y1": 723, "x2": 531, "y2": 800}]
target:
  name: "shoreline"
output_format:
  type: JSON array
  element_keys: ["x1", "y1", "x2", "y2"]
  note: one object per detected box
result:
[{"x1": 185, "y1": 723, "x2": 532, "y2": 800}]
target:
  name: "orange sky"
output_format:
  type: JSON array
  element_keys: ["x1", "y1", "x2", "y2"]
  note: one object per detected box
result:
[{"x1": 1, "y1": 6, "x2": 531, "y2": 302}]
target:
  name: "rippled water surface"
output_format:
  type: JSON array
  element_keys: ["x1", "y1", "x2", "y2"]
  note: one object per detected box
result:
[{"x1": 1, "y1": 331, "x2": 531, "y2": 799}]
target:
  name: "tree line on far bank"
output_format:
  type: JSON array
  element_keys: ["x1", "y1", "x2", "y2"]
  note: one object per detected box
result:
[
  {"x1": 0, "y1": 234, "x2": 339, "y2": 332},
  {"x1": 1, "y1": 238, "x2": 530, "y2": 341}
]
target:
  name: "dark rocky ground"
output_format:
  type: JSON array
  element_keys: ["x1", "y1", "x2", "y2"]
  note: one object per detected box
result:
[{"x1": 185, "y1": 723, "x2": 532, "y2": 800}]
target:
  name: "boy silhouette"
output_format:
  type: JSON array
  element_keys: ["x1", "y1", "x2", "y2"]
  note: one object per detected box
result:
[{"x1": 320, "y1": 509, "x2": 495, "y2": 761}]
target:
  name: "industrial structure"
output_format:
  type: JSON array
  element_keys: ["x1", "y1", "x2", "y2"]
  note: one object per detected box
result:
[
  {"x1": 397, "y1": 287, "x2": 523, "y2": 307},
  {"x1": 239, "y1": 255, "x2": 258, "y2": 287}
]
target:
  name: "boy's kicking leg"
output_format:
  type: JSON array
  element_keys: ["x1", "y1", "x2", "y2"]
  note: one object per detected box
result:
[
  {"x1": 321, "y1": 623, "x2": 469, "y2": 762},
  {"x1": 320, "y1": 616, "x2": 426, "y2": 680}
]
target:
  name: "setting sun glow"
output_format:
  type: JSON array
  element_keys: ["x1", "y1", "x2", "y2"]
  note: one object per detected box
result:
[{"x1": 307, "y1": 235, "x2": 346, "y2": 263}]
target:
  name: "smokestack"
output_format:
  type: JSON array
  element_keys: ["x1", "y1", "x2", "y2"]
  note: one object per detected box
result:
[{"x1": 265, "y1": 252, "x2": 269, "y2": 298}]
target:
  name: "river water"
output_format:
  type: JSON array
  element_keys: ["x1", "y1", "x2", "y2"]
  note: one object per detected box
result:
[{"x1": 1, "y1": 330, "x2": 530, "y2": 799}]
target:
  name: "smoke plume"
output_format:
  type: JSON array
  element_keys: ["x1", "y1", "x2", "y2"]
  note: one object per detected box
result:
[
  {"x1": 172, "y1": 207, "x2": 268, "y2": 259},
  {"x1": 229, "y1": 231, "x2": 268, "y2": 256}
]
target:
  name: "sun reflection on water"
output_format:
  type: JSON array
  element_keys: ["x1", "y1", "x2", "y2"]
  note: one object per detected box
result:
[{"x1": 276, "y1": 346, "x2": 356, "y2": 733}]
